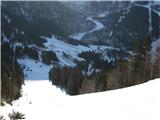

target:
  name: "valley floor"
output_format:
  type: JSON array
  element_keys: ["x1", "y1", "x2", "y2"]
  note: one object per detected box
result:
[{"x1": 0, "y1": 78, "x2": 160, "y2": 120}]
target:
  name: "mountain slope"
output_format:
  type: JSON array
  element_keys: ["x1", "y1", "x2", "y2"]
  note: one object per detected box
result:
[
  {"x1": 65, "y1": 1, "x2": 160, "y2": 47},
  {"x1": 0, "y1": 78, "x2": 160, "y2": 120},
  {"x1": 2, "y1": 1, "x2": 159, "y2": 48},
  {"x1": 1, "y1": 1, "x2": 91, "y2": 35}
]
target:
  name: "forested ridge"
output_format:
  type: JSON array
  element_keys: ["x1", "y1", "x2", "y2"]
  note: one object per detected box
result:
[{"x1": 49, "y1": 34, "x2": 160, "y2": 95}]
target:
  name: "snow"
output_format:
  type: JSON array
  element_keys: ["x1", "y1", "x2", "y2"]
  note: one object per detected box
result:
[
  {"x1": 15, "y1": 35, "x2": 119, "y2": 80},
  {"x1": 98, "y1": 12, "x2": 106, "y2": 17},
  {"x1": 21, "y1": 31, "x2": 25, "y2": 35},
  {"x1": 154, "y1": 10, "x2": 160, "y2": 16},
  {"x1": 41, "y1": 35, "x2": 115, "y2": 67},
  {"x1": 109, "y1": 31, "x2": 113, "y2": 37},
  {"x1": 0, "y1": 80, "x2": 66, "y2": 120},
  {"x1": 38, "y1": 50, "x2": 42, "y2": 62},
  {"x1": 70, "y1": 33, "x2": 86, "y2": 41},
  {"x1": 135, "y1": 2, "x2": 160, "y2": 33},
  {"x1": 148, "y1": 2, "x2": 153, "y2": 32},
  {"x1": 1, "y1": 78, "x2": 160, "y2": 120},
  {"x1": 87, "y1": 17, "x2": 105, "y2": 32},
  {"x1": 15, "y1": 42, "x2": 24, "y2": 48},
  {"x1": 4, "y1": 15, "x2": 11, "y2": 23},
  {"x1": 43, "y1": 36, "x2": 90, "y2": 53},
  {"x1": 1, "y1": 33, "x2": 9, "y2": 43},
  {"x1": 86, "y1": 62, "x2": 94, "y2": 76},
  {"x1": 56, "y1": 52, "x2": 77, "y2": 67},
  {"x1": 118, "y1": 16, "x2": 123, "y2": 23},
  {"x1": 42, "y1": 35, "x2": 92, "y2": 67},
  {"x1": 13, "y1": 44, "x2": 17, "y2": 67},
  {"x1": 98, "y1": 12, "x2": 109, "y2": 17},
  {"x1": 101, "y1": 53, "x2": 115, "y2": 62},
  {"x1": 135, "y1": 1, "x2": 160, "y2": 33},
  {"x1": 17, "y1": 59, "x2": 52, "y2": 80}
]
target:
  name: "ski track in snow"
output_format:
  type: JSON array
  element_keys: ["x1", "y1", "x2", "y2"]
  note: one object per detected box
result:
[
  {"x1": 70, "y1": 17, "x2": 105, "y2": 40},
  {"x1": 86, "y1": 17, "x2": 105, "y2": 33},
  {"x1": 0, "y1": 79, "x2": 160, "y2": 120}
]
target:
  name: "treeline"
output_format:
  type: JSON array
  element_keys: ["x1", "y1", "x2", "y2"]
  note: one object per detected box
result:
[
  {"x1": 49, "y1": 66, "x2": 83, "y2": 95},
  {"x1": 16, "y1": 45, "x2": 59, "y2": 65},
  {"x1": 49, "y1": 50, "x2": 115, "y2": 95},
  {"x1": 78, "y1": 51, "x2": 114, "y2": 71},
  {"x1": 106, "y1": 35, "x2": 160, "y2": 90},
  {"x1": 1, "y1": 42, "x2": 24, "y2": 103},
  {"x1": 49, "y1": 34, "x2": 160, "y2": 95}
]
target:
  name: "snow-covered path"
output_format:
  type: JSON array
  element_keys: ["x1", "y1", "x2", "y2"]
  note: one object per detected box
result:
[
  {"x1": 70, "y1": 17, "x2": 105, "y2": 40},
  {"x1": 1, "y1": 79, "x2": 160, "y2": 120},
  {"x1": 86, "y1": 17, "x2": 105, "y2": 33}
]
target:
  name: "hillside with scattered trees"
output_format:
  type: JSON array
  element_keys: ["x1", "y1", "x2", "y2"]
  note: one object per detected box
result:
[{"x1": 49, "y1": 34, "x2": 160, "y2": 95}]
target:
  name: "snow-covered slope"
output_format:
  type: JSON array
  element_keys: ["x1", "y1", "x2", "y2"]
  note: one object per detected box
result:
[
  {"x1": 1, "y1": 79, "x2": 160, "y2": 120},
  {"x1": 17, "y1": 59, "x2": 52, "y2": 80}
]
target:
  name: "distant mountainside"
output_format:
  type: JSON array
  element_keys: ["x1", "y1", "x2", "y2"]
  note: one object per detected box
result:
[
  {"x1": 1, "y1": 1, "x2": 159, "y2": 48},
  {"x1": 65, "y1": 1, "x2": 160, "y2": 47}
]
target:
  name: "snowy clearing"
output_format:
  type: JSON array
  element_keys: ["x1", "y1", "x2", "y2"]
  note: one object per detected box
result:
[
  {"x1": 17, "y1": 59, "x2": 52, "y2": 80},
  {"x1": 41, "y1": 35, "x2": 117, "y2": 67},
  {"x1": 1, "y1": 78, "x2": 160, "y2": 120}
]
